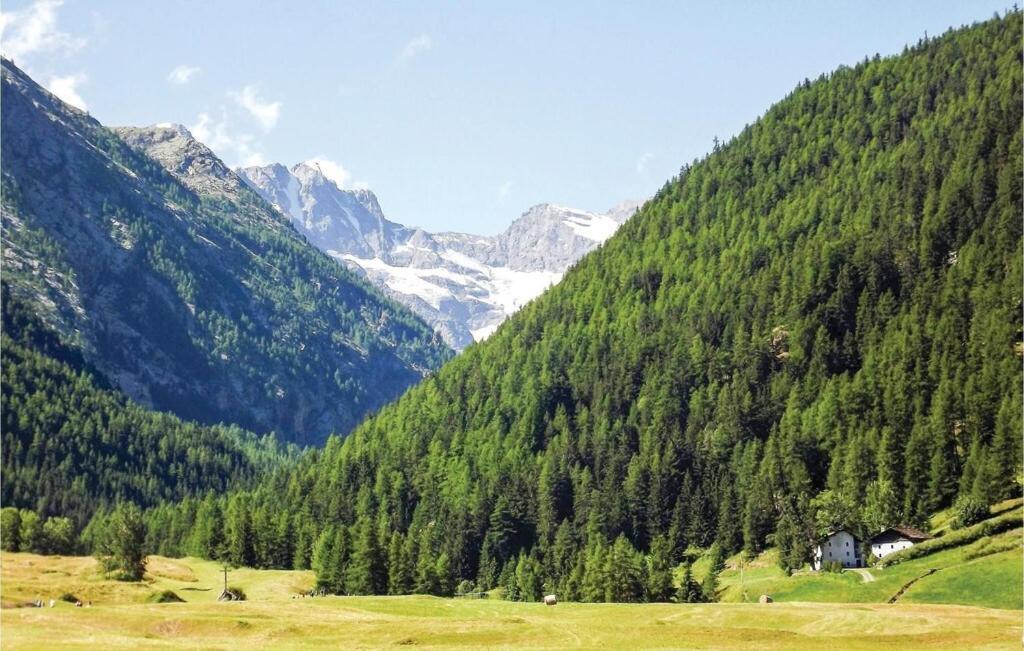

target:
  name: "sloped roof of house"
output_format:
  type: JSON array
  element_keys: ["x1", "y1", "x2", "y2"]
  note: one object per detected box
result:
[
  {"x1": 820, "y1": 528, "x2": 861, "y2": 543},
  {"x1": 870, "y1": 526, "x2": 933, "y2": 543}
]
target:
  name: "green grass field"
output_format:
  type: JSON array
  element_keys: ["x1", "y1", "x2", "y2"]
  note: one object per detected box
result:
[
  {"x1": 709, "y1": 501, "x2": 1023, "y2": 611},
  {"x1": 712, "y1": 529, "x2": 1022, "y2": 609},
  {"x1": 2, "y1": 502, "x2": 1020, "y2": 650},
  {"x1": 2, "y1": 551, "x2": 1021, "y2": 650}
]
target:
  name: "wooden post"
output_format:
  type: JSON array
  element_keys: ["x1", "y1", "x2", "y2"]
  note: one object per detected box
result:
[{"x1": 223, "y1": 566, "x2": 228, "y2": 593}]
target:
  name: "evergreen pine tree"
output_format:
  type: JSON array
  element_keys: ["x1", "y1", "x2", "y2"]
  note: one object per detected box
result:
[
  {"x1": 1, "y1": 508, "x2": 21, "y2": 551},
  {"x1": 346, "y1": 518, "x2": 386, "y2": 594},
  {"x1": 646, "y1": 535, "x2": 675, "y2": 602}
]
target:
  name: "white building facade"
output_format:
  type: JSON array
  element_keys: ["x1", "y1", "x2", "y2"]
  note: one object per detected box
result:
[
  {"x1": 869, "y1": 527, "x2": 932, "y2": 560},
  {"x1": 812, "y1": 529, "x2": 863, "y2": 570}
]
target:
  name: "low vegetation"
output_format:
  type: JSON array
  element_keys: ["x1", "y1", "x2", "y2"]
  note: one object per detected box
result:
[
  {"x1": 224, "y1": 586, "x2": 247, "y2": 601},
  {"x1": 1, "y1": 553, "x2": 1020, "y2": 650},
  {"x1": 146, "y1": 590, "x2": 183, "y2": 604},
  {"x1": 704, "y1": 504, "x2": 1022, "y2": 611},
  {"x1": 0, "y1": 553, "x2": 313, "y2": 608}
]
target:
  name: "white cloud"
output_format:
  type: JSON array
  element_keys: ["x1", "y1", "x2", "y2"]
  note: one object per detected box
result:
[
  {"x1": 306, "y1": 157, "x2": 352, "y2": 188},
  {"x1": 168, "y1": 65, "x2": 200, "y2": 85},
  {"x1": 303, "y1": 156, "x2": 369, "y2": 190},
  {"x1": 497, "y1": 180, "x2": 513, "y2": 200},
  {"x1": 240, "y1": 151, "x2": 268, "y2": 167},
  {"x1": 189, "y1": 111, "x2": 266, "y2": 168},
  {"x1": 189, "y1": 112, "x2": 215, "y2": 144},
  {"x1": 399, "y1": 34, "x2": 433, "y2": 60},
  {"x1": 47, "y1": 72, "x2": 87, "y2": 110},
  {"x1": 230, "y1": 85, "x2": 281, "y2": 131},
  {"x1": 636, "y1": 152, "x2": 654, "y2": 174},
  {"x1": 0, "y1": 0, "x2": 85, "y2": 62}
]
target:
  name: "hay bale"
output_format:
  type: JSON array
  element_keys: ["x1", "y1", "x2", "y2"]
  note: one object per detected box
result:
[
  {"x1": 759, "y1": 594, "x2": 773, "y2": 604},
  {"x1": 543, "y1": 594, "x2": 557, "y2": 606}
]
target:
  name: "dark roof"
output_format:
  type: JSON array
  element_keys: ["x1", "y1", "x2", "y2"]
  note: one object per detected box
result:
[
  {"x1": 870, "y1": 526, "x2": 933, "y2": 543},
  {"x1": 820, "y1": 528, "x2": 861, "y2": 543}
]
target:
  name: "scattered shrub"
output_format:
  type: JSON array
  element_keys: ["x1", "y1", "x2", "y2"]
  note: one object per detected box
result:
[
  {"x1": 961, "y1": 535, "x2": 1021, "y2": 561},
  {"x1": 953, "y1": 495, "x2": 989, "y2": 529},
  {"x1": 226, "y1": 586, "x2": 247, "y2": 601},
  {"x1": 58, "y1": 592, "x2": 78, "y2": 603},
  {"x1": 148, "y1": 590, "x2": 184, "y2": 603}
]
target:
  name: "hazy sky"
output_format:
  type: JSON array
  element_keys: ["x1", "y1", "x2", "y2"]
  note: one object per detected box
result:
[{"x1": 1, "y1": 1, "x2": 1007, "y2": 234}]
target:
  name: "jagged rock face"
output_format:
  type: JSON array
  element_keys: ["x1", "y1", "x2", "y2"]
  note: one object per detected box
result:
[
  {"x1": 485, "y1": 203, "x2": 632, "y2": 272},
  {"x1": 239, "y1": 163, "x2": 641, "y2": 349},
  {"x1": 115, "y1": 125, "x2": 246, "y2": 200},
  {"x1": 0, "y1": 59, "x2": 451, "y2": 446},
  {"x1": 241, "y1": 161, "x2": 409, "y2": 260}
]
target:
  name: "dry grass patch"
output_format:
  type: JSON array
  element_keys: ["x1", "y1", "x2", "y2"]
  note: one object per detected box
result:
[
  {"x1": 1, "y1": 553, "x2": 1021, "y2": 649},
  {"x1": 144, "y1": 557, "x2": 197, "y2": 583}
]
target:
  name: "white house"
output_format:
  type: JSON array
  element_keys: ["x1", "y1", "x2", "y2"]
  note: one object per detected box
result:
[
  {"x1": 812, "y1": 529, "x2": 863, "y2": 570},
  {"x1": 869, "y1": 526, "x2": 932, "y2": 560}
]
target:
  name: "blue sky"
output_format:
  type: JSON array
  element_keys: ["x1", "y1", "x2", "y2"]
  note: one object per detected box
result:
[{"x1": 1, "y1": 1, "x2": 1007, "y2": 234}]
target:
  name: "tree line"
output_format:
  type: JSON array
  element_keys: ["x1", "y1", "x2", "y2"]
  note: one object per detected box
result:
[{"x1": 1, "y1": 283, "x2": 297, "y2": 527}]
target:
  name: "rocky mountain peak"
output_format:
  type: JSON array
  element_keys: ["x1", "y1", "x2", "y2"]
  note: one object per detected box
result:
[
  {"x1": 236, "y1": 159, "x2": 642, "y2": 349},
  {"x1": 115, "y1": 124, "x2": 245, "y2": 200}
]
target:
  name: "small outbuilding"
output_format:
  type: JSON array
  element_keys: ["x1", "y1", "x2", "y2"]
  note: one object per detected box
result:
[
  {"x1": 869, "y1": 526, "x2": 932, "y2": 560},
  {"x1": 812, "y1": 529, "x2": 864, "y2": 570}
]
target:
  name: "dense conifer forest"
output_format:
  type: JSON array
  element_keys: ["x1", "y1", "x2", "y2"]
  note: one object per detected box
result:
[
  {"x1": 1, "y1": 284, "x2": 296, "y2": 529},
  {"x1": 11, "y1": 13, "x2": 1023, "y2": 603}
]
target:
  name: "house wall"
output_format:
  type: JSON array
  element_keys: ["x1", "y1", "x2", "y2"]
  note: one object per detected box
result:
[
  {"x1": 813, "y1": 530, "x2": 861, "y2": 570},
  {"x1": 871, "y1": 539, "x2": 914, "y2": 559}
]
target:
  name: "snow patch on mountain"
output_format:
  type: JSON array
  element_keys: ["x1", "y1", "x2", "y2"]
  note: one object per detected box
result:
[
  {"x1": 488, "y1": 266, "x2": 563, "y2": 315},
  {"x1": 239, "y1": 162, "x2": 641, "y2": 350},
  {"x1": 560, "y1": 208, "x2": 620, "y2": 242}
]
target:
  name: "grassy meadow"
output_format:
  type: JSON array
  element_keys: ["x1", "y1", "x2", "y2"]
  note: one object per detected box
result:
[
  {"x1": 2, "y1": 549, "x2": 1022, "y2": 650},
  {"x1": 704, "y1": 528, "x2": 1022, "y2": 609},
  {"x1": 700, "y1": 500, "x2": 1023, "y2": 611}
]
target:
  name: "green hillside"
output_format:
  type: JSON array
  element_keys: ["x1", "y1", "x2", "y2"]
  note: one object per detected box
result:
[
  {"x1": 706, "y1": 499, "x2": 1022, "y2": 610},
  {"x1": 1, "y1": 284, "x2": 295, "y2": 529},
  {"x1": 112, "y1": 13, "x2": 1024, "y2": 599},
  {"x1": 1, "y1": 59, "x2": 451, "y2": 447}
]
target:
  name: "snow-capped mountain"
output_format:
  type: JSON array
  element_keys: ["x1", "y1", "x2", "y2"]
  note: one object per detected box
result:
[{"x1": 239, "y1": 162, "x2": 641, "y2": 349}]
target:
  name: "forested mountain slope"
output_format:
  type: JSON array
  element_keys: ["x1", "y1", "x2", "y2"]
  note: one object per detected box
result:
[
  {"x1": 0, "y1": 285, "x2": 294, "y2": 527},
  {"x1": 0, "y1": 60, "x2": 451, "y2": 446},
  {"x1": 145, "y1": 15, "x2": 1021, "y2": 598}
]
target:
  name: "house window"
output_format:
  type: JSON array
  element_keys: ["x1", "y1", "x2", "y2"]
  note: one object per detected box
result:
[
  {"x1": 845, "y1": 542, "x2": 848, "y2": 547},
  {"x1": 846, "y1": 551, "x2": 849, "y2": 557}
]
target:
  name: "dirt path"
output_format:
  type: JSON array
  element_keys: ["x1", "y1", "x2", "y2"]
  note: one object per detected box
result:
[
  {"x1": 850, "y1": 568, "x2": 875, "y2": 583},
  {"x1": 888, "y1": 569, "x2": 938, "y2": 603}
]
